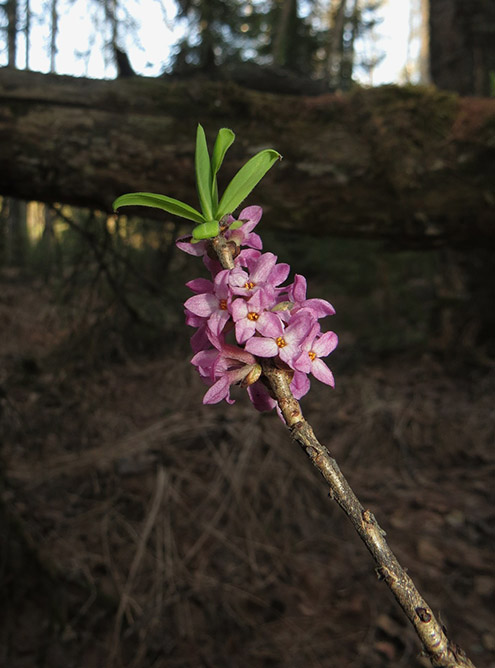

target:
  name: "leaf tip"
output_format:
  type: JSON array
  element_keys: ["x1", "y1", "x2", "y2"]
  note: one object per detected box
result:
[{"x1": 112, "y1": 196, "x2": 124, "y2": 211}]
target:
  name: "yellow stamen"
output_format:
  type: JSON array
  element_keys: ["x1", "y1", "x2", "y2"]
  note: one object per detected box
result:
[
  {"x1": 244, "y1": 281, "x2": 255, "y2": 290},
  {"x1": 308, "y1": 351, "x2": 316, "y2": 361},
  {"x1": 247, "y1": 312, "x2": 259, "y2": 321},
  {"x1": 219, "y1": 299, "x2": 228, "y2": 310},
  {"x1": 276, "y1": 336, "x2": 286, "y2": 348}
]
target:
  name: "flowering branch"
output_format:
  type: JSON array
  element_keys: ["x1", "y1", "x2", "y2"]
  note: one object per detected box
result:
[
  {"x1": 208, "y1": 229, "x2": 475, "y2": 668},
  {"x1": 114, "y1": 127, "x2": 476, "y2": 668}
]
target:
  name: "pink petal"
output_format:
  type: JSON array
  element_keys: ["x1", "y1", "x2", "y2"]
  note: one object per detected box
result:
[
  {"x1": 245, "y1": 289, "x2": 266, "y2": 311},
  {"x1": 208, "y1": 309, "x2": 230, "y2": 336},
  {"x1": 245, "y1": 232, "x2": 263, "y2": 250},
  {"x1": 190, "y1": 325, "x2": 210, "y2": 353},
  {"x1": 303, "y1": 298, "x2": 336, "y2": 317},
  {"x1": 245, "y1": 337, "x2": 279, "y2": 357},
  {"x1": 313, "y1": 331, "x2": 338, "y2": 357},
  {"x1": 235, "y1": 319, "x2": 256, "y2": 344},
  {"x1": 268, "y1": 262, "x2": 290, "y2": 286},
  {"x1": 291, "y1": 371, "x2": 310, "y2": 399},
  {"x1": 214, "y1": 269, "x2": 232, "y2": 298},
  {"x1": 206, "y1": 328, "x2": 225, "y2": 351},
  {"x1": 229, "y1": 267, "x2": 249, "y2": 290},
  {"x1": 247, "y1": 382, "x2": 277, "y2": 412},
  {"x1": 256, "y1": 312, "x2": 284, "y2": 338},
  {"x1": 231, "y1": 298, "x2": 248, "y2": 322},
  {"x1": 251, "y1": 252, "x2": 277, "y2": 282},
  {"x1": 220, "y1": 344, "x2": 257, "y2": 366},
  {"x1": 184, "y1": 293, "x2": 218, "y2": 317},
  {"x1": 203, "y1": 376, "x2": 231, "y2": 404},
  {"x1": 293, "y1": 350, "x2": 312, "y2": 374},
  {"x1": 176, "y1": 237, "x2": 206, "y2": 256},
  {"x1": 279, "y1": 345, "x2": 300, "y2": 368},
  {"x1": 290, "y1": 275, "x2": 307, "y2": 302},
  {"x1": 191, "y1": 348, "x2": 219, "y2": 379},
  {"x1": 311, "y1": 359, "x2": 335, "y2": 387},
  {"x1": 186, "y1": 277, "x2": 213, "y2": 294},
  {"x1": 239, "y1": 205, "x2": 262, "y2": 224},
  {"x1": 185, "y1": 311, "x2": 204, "y2": 327},
  {"x1": 285, "y1": 313, "x2": 313, "y2": 344},
  {"x1": 237, "y1": 249, "x2": 262, "y2": 269}
]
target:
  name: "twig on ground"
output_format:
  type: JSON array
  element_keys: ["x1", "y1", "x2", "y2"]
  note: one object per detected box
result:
[{"x1": 110, "y1": 466, "x2": 167, "y2": 665}]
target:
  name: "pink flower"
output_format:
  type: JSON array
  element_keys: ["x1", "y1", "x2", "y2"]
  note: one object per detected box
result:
[
  {"x1": 229, "y1": 252, "x2": 289, "y2": 299},
  {"x1": 235, "y1": 248, "x2": 262, "y2": 269},
  {"x1": 192, "y1": 344, "x2": 261, "y2": 405},
  {"x1": 176, "y1": 237, "x2": 223, "y2": 277},
  {"x1": 184, "y1": 270, "x2": 233, "y2": 337},
  {"x1": 294, "y1": 323, "x2": 338, "y2": 387},
  {"x1": 191, "y1": 347, "x2": 219, "y2": 383},
  {"x1": 231, "y1": 289, "x2": 283, "y2": 344},
  {"x1": 225, "y1": 205, "x2": 263, "y2": 250},
  {"x1": 177, "y1": 205, "x2": 338, "y2": 414},
  {"x1": 176, "y1": 236, "x2": 206, "y2": 256},
  {"x1": 245, "y1": 310, "x2": 314, "y2": 369},
  {"x1": 287, "y1": 274, "x2": 335, "y2": 319}
]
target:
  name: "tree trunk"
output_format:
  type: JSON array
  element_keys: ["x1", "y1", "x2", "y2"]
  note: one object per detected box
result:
[
  {"x1": 429, "y1": 0, "x2": 495, "y2": 96},
  {"x1": 0, "y1": 67, "x2": 494, "y2": 249},
  {"x1": 326, "y1": 0, "x2": 346, "y2": 87},
  {"x1": 6, "y1": 0, "x2": 18, "y2": 67},
  {"x1": 49, "y1": 0, "x2": 58, "y2": 73},
  {"x1": 272, "y1": 0, "x2": 296, "y2": 68},
  {"x1": 419, "y1": 0, "x2": 430, "y2": 83},
  {"x1": 24, "y1": 0, "x2": 31, "y2": 70}
]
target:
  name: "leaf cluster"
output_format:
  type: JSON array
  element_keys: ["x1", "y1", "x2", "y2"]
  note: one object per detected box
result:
[{"x1": 113, "y1": 125, "x2": 281, "y2": 240}]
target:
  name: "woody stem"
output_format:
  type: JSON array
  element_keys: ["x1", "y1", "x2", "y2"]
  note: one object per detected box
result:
[{"x1": 209, "y1": 233, "x2": 476, "y2": 668}]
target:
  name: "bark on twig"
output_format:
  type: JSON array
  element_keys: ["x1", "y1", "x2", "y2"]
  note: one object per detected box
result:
[{"x1": 210, "y1": 236, "x2": 477, "y2": 668}]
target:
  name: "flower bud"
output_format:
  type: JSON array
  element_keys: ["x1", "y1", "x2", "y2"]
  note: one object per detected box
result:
[
  {"x1": 272, "y1": 301, "x2": 294, "y2": 312},
  {"x1": 240, "y1": 363, "x2": 262, "y2": 388}
]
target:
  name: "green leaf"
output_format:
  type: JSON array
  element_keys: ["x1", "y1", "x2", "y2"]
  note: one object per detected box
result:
[
  {"x1": 211, "y1": 128, "x2": 235, "y2": 208},
  {"x1": 192, "y1": 220, "x2": 220, "y2": 240},
  {"x1": 216, "y1": 149, "x2": 281, "y2": 219},
  {"x1": 211, "y1": 128, "x2": 235, "y2": 176},
  {"x1": 195, "y1": 124, "x2": 213, "y2": 220},
  {"x1": 113, "y1": 192, "x2": 205, "y2": 224}
]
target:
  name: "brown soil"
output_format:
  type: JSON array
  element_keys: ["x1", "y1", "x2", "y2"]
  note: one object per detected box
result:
[{"x1": 1, "y1": 274, "x2": 494, "y2": 668}]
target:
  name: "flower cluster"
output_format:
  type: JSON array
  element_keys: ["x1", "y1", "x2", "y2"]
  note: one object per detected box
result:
[{"x1": 177, "y1": 206, "x2": 338, "y2": 412}]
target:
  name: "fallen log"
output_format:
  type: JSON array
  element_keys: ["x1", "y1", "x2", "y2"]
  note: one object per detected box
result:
[{"x1": 0, "y1": 67, "x2": 494, "y2": 248}]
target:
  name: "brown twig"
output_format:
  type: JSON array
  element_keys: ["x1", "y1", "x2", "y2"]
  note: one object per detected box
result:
[
  {"x1": 110, "y1": 466, "x2": 167, "y2": 665},
  {"x1": 210, "y1": 235, "x2": 476, "y2": 668}
]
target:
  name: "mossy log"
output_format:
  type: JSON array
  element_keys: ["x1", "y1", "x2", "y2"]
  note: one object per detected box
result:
[{"x1": 0, "y1": 67, "x2": 494, "y2": 249}]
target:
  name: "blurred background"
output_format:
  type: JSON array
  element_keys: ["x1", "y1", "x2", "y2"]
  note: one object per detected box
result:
[
  {"x1": 0, "y1": 0, "x2": 425, "y2": 83},
  {"x1": 0, "y1": 1, "x2": 494, "y2": 667}
]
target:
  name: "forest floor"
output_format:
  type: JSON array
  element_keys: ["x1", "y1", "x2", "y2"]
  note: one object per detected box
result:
[{"x1": 1, "y1": 272, "x2": 494, "y2": 668}]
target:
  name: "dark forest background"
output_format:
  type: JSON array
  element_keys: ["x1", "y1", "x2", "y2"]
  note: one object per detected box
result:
[{"x1": 0, "y1": 1, "x2": 494, "y2": 667}]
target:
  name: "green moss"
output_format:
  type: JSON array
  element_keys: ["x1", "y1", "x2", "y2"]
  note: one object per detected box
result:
[{"x1": 351, "y1": 84, "x2": 459, "y2": 138}]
